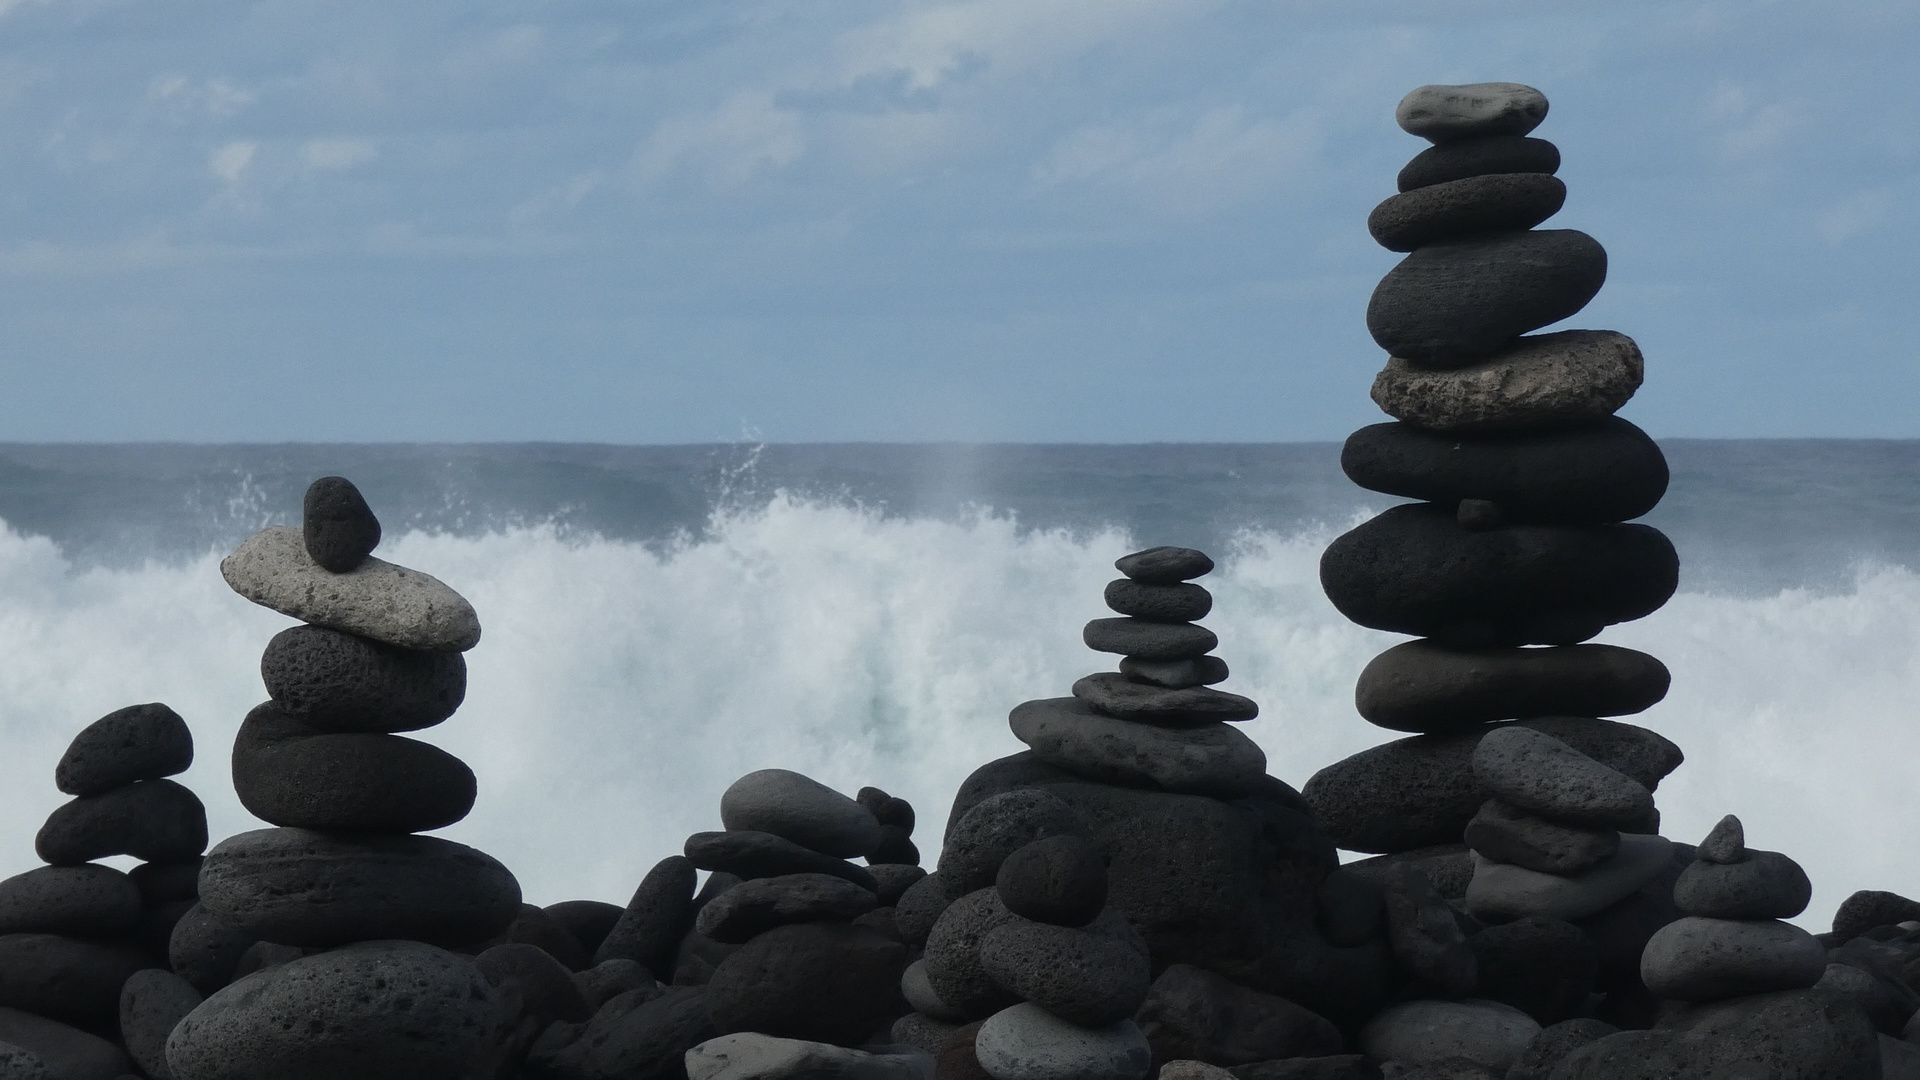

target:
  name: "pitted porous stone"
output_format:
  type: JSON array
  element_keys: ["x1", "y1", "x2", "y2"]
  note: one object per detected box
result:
[
  {"x1": 0, "y1": 865, "x2": 142, "y2": 937},
  {"x1": 0, "y1": 1007, "x2": 129, "y2": 1079},
  {"x1": 1117, "y1": 655, "x2": 1229, "y2": 689},
  {"x1": 1471, "y1": 726, "x2": 1652, "y2": 828},
  {"x1": 693, "y1": 873, "x2": 876, "y2": 944},
  {"x1": 222, "y1": 526, "x2": 481, "y2": 652},
  {"x1": 719, "y1": 769, "x2": 883, "y2": 859},
  {"x1": 923, "y1": 889, "x2": 1022, "y2": 1020},
  {"x1": 1398, "y1": 135, "x2": 1561, "y2": 192},
  {"x1": 1103, "y1": 580, "x2": 1212, "y2": 622},
  {"x1": 1368, "y1": 172, "x2": 1566, "y2": 252},
  {"x1": 0, "y1": 934, "x2": 153, "y2": 1025},
  {"x1": 1696, "y1": 815, "x2": 1745, "y2": 864},
  {"x1": 302, "y1": 476, "x2": 382, "y2": 573},
  {"x1": 56, "y1": 702, "x2": 194, "y2": 796},
  {"x1": 1463, "y1": 834, "x2": 1673, "y2": 922},
  {"x1": 1356, "y1": 641, "x2": 1668, "y2": 733},
  {"x1": 1082, "y1": 619, "x2": 1217, "y2": 661},
  {"x1": 260, "y1": 626, "x2": 466, "y2": 733},
  {"x1": 1367, "y1": 230, "x2": 1608, "y2": 368},
  {"x1": 121, "y1": 968, "x2": 203, "y2": 1079},
  {"x1": 978, "y1": 916, "x2": 1152, "y2": 1026},
  {"x1": 1672, "y1": 850, "x2": 1812, "y2": 921},
  {"x1": 973, "y1": 1003, "x2": 1151, "y2": 1080},
  {"x1": 1639, "y1": 917, "x2": 1826, "y2": 1001},
  {"x1": 1371, "y1": 331, "x2": 1644, "y2": 433},
  {"x1": 1114, "y1": 547, "x2": 1213, "y2": 584},
  {"x1": 1071, "y1": 674, "x2": 1258, "y2": 726},
  {"x1": 684, "y1": 1033, "x2": 931, "y2": 1080},
  {"x1": 1009, "y1": 698, "x2": 1266, "y2": 797},
  {"x1": 1359, "y1": 998, "x2": 1540, "y2": 1070},
  {"x1": 1397, "y1": 83, "x2": 1549, "y2": 143},
  {"x1": 683, "y1": 831, "x2": 879, "y2": 891},
  {"x1": 36, "y1": 780, "x2": 208, "y2": 866},
  {"x1": 1464, "y1": 800, "x2": 1619, "y2": 875}
]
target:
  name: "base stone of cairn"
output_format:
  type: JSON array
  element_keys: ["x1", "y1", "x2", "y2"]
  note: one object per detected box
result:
[{"x1": 165, "y1": 477, "x2": 517, "y2": 1080}]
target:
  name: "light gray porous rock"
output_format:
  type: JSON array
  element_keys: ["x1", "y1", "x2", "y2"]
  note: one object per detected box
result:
[
  {"x1": 685, "y1": 1032, "x2": 932, "y2": 1079},
  {"x1": 1370, "y1": 331, "x2": 1642, "y2": 433},
  {"x1": 973, "y1": 1003, "x2": 1151, "y2": 1080},
  {"x1": 903, "y1": 958, "x2": 970, "y2": 1022},
  {"x1": 1462, "y1": 833, "x2": 1673, "y2": 922},
  {"x1": 1357, "y1": 999, "x2": 1539, "y2": 1070},
  {"x1": 720, "y1": 769, "x2": 883, "y2": 859},
  {"x1": 1396, "y1": 83, "x2": 1549, "y2": 143},
  {"x1": 221, "y1": 526, "x2": 481, "y2": 651},
  {"x1": 1009, "y1": 698, "x2": 1266, "y2": 797},
  {"x1": 1470, "y1": 726, "x2": 1651, "y2": 828},
  {"x1": 1639, "y1": 916, "x2": 1827, "y2": 1001}
]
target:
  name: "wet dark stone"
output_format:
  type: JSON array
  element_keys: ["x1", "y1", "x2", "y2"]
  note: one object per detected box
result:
[
  {"x1": 0, "y1": 865, "x2": 142, "y2": 937},
  {"x1": 1367, "y1": 230, "x2": 1608, "y2": 367},
  {"x1": 1104, "y1": 579, "x2": 1212, "y2": 622},
  {"x1": 0, "y1": 934, "x2": 154, "y2": 1025},
  {"x1": 259, "y1": 626, "x2": 466, "y2": 734},
  {"x1": 996, "y1": 834, "x2": 1108, "y2": 927},
  {"x1": 704, "y1": 922, "x2": 908, "y2": 1046},
  {"x1": 1398, "y1": 136, "x2": 1560, "y2": 192},
  {"x1": 1356, "y1": 641, "x2": 1669, "y2": 733},
  {"x1": 1320, "y1": 503, "x2": 1678, "y2": 646},
  {"x1": 1340, "y1": 418, "x2": 1668, "y2": 525},
  {"x1": 1369, "y1": 173, "x2": 1566, "y2": 252},
  {"x1": 55, "y1": 703, "x2": 193, "y2": 797},
  {"x1": 683, "y1": 831, "x2": 877, "y2": 891},
  {"x1": 301, "y1": 475, "x2": 381, "y2": 572},
  {"x1": 36, "y1": 779, "x2": 207, "y2": 866},
  {"x1": 230, "y1": 703, "x2": 475, "y2": 833},
  {"x1": 1083, "y1": 618, "x2": 1218, "y2": 661},
  {"x1": 1116, "y1": 546, "x2": 1213, "y2": 584}
]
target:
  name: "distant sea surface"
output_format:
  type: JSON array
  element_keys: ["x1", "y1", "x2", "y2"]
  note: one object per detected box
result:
[{"x1": 0, "y1": 440, "x2": 1914, "y2": 927}]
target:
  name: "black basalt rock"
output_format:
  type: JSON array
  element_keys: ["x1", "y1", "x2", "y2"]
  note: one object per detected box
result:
[
  {"x1": 301, "y1": 476, "x2": 382, "y2": 573},
  {"x1": 230, "y1": 703, "x2": 476, "y2": 833},
  {"x1": 1367, "y1": 230, "x2": 1608, "y2": 366},
  {"x1": 1356, "y1": 641, "x2": 1670, "y2": 733},
  {"x1": 1116, "y1": 546, "x2": 1214, "y2": 583},
  {"x1": 703, "y1": 922, "x2": 908, "y2": 1047},
  {"x1": 36, "y1": 779, "x2": 208, "y2": 866},
  {"x1": 593, "y1": 855, "x2": 699, "y2": 977},
  {"x1": 55, "y1": 702, "x2": 194, "y2": 796},
  {"x1": 1398, "y1": 135, "x2": 1560, "y2": 192},
  {"x1": 260, "y1": 626, "x2": 466, "y2": 733},
  {"x1": 1368, "y1": 172, "x2": 1566, "y2": 252}
]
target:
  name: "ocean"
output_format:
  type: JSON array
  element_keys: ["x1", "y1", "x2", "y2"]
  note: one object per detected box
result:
[{"x1": 0, "y1": 439, "x2": 1916, "y2": 929}]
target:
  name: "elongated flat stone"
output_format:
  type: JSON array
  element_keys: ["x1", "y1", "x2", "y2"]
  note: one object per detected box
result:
[
  {"x1": 1372, "y1": 330, "x2": 1644, "y2": 434},
  {"x1": 1368, "y1": 231, "x2": 1607, "y2": 366},
  {"x1": 1640, "y1": 917, "x2": 1826, "y2": 1001},
  {"x1": 1356, "y1": 641, "x2": 1669, "y2": 733},
  {"x1": 683, "y1": 831, "x2": 878, "y2": 891},
  {"x1": 1083, "y1": 618, "x2": 1216, "y2": 661},
  {"x1": 1009, "y1": 697, "x2": 1265, "y2": 797},
  {"x1": 222, "y1": 527, "x2": 481, "y2": 652},
  {"x1": 1118, "y1": 655, "x2": 1229, "y2": 689},
  {"x1": 1369, "y1": 173, "x2": 1566, "y2": 252},
  {"x1": 1463, "y1": 834, "x2": 1673, "y2": 922},
  {"x1": 1397, "y1": 83, "x2": 1549, "y2": 143},
  {"x1": 1398, "y1": 135, "x2": 1560, "y2": 192},
  {"x1": 1472, "y1": 726, "x2": 1653, "y2": 828},
  {"x1": 1071, "y1": 673, "x2": 1257, "y2": 726}
]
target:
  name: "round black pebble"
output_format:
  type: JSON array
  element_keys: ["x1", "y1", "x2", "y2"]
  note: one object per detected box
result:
[
  {"x1": 55, "y1": 702, "x2": 193, "y2": 796},
  {"x1": 230, "y1": 703, "x2": 476, "y2": 833},
  {"x1": 995, "y1": 835, "x2": 1107, "y2": 927},
  {"x1": 1367, "y1": 230, "x2": 1608, "y2": 367},
  {"x1": 1397, "y1": 135, "x2": 1560, "y2": 192},
  {"x1": 260, "y1": 625, "x2": 467, "y2": 733},
  {"x1": 302, "y1": 476, "x2": 382, "y2": 572},
  {"x1": 1114, "y1": 546, "x2": 1213, "y2": 584}
]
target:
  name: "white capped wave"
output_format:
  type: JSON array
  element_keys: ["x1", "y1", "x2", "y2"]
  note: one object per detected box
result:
[{"x1": 0, "y1": 494, "x2": 1908, "y2": 931}]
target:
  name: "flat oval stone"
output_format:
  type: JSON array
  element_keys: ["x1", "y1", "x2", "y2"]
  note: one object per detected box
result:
[
  {"x1": 1320, "y1": 504, "x2": 1678, "y2": 647},
  {"x1": 165, "y1": 940, "x2": 496, "y2": 1080},
  {"x1": 720, "y1": 769, "x2": 882, "y2": 859},
  {"x1": 301, "y1": 476, "x2": 382, "y2": 573},
  {"x1": 1116, "y1": 655, "x2": 1228, "y2": 689},
  {"x1": 36, "y1": 779, "x2": 207, "y2": 866},
  {"x1": 1356, "y1": 641, "x2": 1669, "y2": 733},
  {"x1": 222, "y1": 527, "x2": 481, "y2": 652},
  {"x1": 260, "y1": 626, "x2": 466, "y2": 733},
  {"x1": 996, "y1": 835, "x2": 1107, "y2": 928},
  {"x1": 1009, "y1": 697, "x2": 1266, "y2": 798},
  {"x1": 1359, "y1": 998, "x2": 1540, "y2": 1070},
  {"x1": 1070, "y1": 673, "x2": 1257, "y2": 726},
  {"x1": 1114, "y1": 547, "x2": 1212, "y2": 584},
  {"x1": 1673, "y1": 850, "x2": 1812, "y2": 921},
  {"x1": 230, "y1": 703, "x2": 475, "y2": 833},
  {"x1": 0, "y1": 934, "x2": 152, "y2": 1025},
  {"x1": 1397, "y1": 83, "x2": 1548, "y2": 143},
  {"x1": 1372, "y1": 330, "x2": 1644, "y2": 434},
  {"x1": 1463, "y1": 834, "x2": 1674, "y2": 922},
  {"x1": 704, "y1": 922, "x2": 908, "y2": 1048},
  {"x1": 55, "y1": 702, "x2": 193, "y2": 797},
  {"x1": 1341, "y1": 417, "x2": 1668, "y2": 525},
  {"x1": 693, "y1": 873, "x2": 876, "y2": 944},
  {"x1": 683, "y1": 831, "x2": 878, "y2": 891},
  {"x1": 1367, "y1": 230, "x2": 1607, "y2": 367},
  {"x1": 1464, "y1": 799, "x2": 1619, "y2": 875},
  {"x1": 0, "y1": 865, "x2": 141, "y2": 936},
  {"x1": 1398, "y1": 135, "x2": 1560, "y2": 192},
  {"x1": 1082, "y1": 619, "x2": 1216, "y2": 661},
  {"x1": 974, "y1": 1003, "x2": 1151, "y2": 1080},
  {"x1": 1640, "y1": 917, "x2": 1827, "y2": 1002},
  {"x1": 198, "y1": 828, "x2": 520, "y2": 948},
  {"x1": 685, "y1": 1033, "x2": 931, "y2": 1080},
  {"x1": 0, "y1": 1007, "x2": 131, "y2": 1079},
  {"x1": 1370, "y1": 173, "x2": 1566, "y2": 252},
  {"x1": 980, "y1": 917, "x2": 1151, "y2": 1026},
  {"x1": 1103, "y1": 579, "x2": 1210, "y2": 623},
  {"x1": 1472, "y1": 726, "x2": 1653, "y2": 828}
]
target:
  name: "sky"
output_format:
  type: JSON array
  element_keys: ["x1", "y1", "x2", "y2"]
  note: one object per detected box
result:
[{"x1": 0, "y1": 0, "x2": 1914, "y2": 442}]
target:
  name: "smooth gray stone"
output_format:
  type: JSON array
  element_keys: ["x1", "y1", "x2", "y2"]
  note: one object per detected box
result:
[
  {"x1": 165, "y1": 941, "x2": 496, "y2": 1080},
  {"x1": 0, "y1": 1008, "x2": 128, "y2": 1080},
  {"x1": 901, "y1": 958, "x2": 968, "y2": 1022},
  {"x1": 259, "y1": 625, "x2": 465, "y2": 733},
  {"x1": 1117, "y1": 655, "x2": 1228, "y2": 689},
  {"x1": 1070, "y1": 673, "x2": 1257, "y2": 726},
  {"x1": 120, "y1": 969, "x2": 202, "y2": 1080},
  {"x1": 1695, "y1": 815, "x2": 1745, "y2": 864},
  {"x1": 1366, "y1": 231, "x2": 1607, "y2": 367},
  {"x1": 890, "y1": 1011, "x2": 963, "y2": 1056},
  {"x1": 36, "y1": 780, "x2": 207, "y2": 866},
  {"x1": 720, "y1": 769, "x2": 882, "y2": 859},
  {"x1": 198, "y1": 828, "x2": 520, "y2": 948},
  {"x1": 685, "y1": 1032, "x2": 931, "y2": 1080},
  {"x1": 0, "y1": 865, "x2": 141, "y2": 936},
  {"x1": 1368, "y1": 172, "x2": 1565, "y2": 252},
  {"x1": 230, "y1": 703, "x2": 475, "y2": 833},
  {"x1": 1357, "y1": 998, "x2": 1539, "y2": 1069},
  {"x1": 684, "y1": 831, "x2": 878, "y2": 891},
  {"x1": 1081, "y1": 619, "x2": 1216, "y2": 661},
  {"x1": 995, "y1": 834, "x2": 1106, "y2": 928},
  {"x1": 0, "y1": 934, "x2": 152, "y2": 1025},
  {"x1": 979, "y1": 916, "x2": 1151, "y2": 1026},
  {"x1": 694, "y1": 873, "x2": 876, "y2": 944},
  {"x1": 1371, "y1": 331, "x2": 1643, "y2": 434},
  {"x1": 1673, "y1": 849, "x2": 1811, "y2": 920},
  {"x1": 1115, "y1": 547, "x2": 1212, "y2": 584},
  {"x1": 973, "y1": 1003, "x2": 1150, "y2": 1080},
  {"x1": 1399, "y1": 135, "x2": 1559, "y2": 192},
  {"x1": 221, "y1": 526, "x2": 481, "y2": 652},
  {"x1": 301, "y1": 476, "x2": 381, "y2": 573},
  {"x1": 1463, "y1": 834, "x2": 1674, "y2": 922},
  {"x1": 1356, "y1": 641, "x2": 1668, "y2": 733},
  {"x1": 595, "y1": 855, "x2": 698, "y2": 978},
  {"x1": 1103, "y1": 579, "x2": 1211, "y2": 622},
  {"x1": 1397, "y1": 83, "x2": 1548, "y2": 143},
  {"x1": 1009, "y1": 697, "x2": 1266, "y2": 797},
  {"x1": 1640, "y1": 916, "x2": 1826, "y2": 1001},
  {"x1": 56, "y1": 703, "x2": 193, "y2": 796},
  {"x1": 1464, "y1": 800, "x2": 1618, "y2": 875},
  {"x1": 923, "y1": 889, "x2": 1021, "y2": 1020},
  {"x1": 1471, "y1": 726, "x2": 1652, "y2": 828},
  {"x1": 1134, "y1": 963, "x2": 1343, "y2": 1067}
]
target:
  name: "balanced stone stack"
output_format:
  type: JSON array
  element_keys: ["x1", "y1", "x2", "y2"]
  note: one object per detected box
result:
[
  {"x1": 164, "y1": 476, "x2": 519, "y2": 1080},
  {"x1": 0, "y1": 703, "x2": 206, "y2": 1077}
]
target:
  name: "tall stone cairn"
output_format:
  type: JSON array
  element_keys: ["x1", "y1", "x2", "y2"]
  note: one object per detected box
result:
[{"x1": 1304, "y1": 84, "x2": 1689, "y2": 932}]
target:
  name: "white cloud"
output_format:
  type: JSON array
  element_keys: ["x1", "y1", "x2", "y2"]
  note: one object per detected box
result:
[
  {"x1": 301, "y1": 137, "x2": 377, "y2": 172},
  {"x1": 1704, "y1": 81, "x2": 1799, "y2": 161},
  {"x1": 208, "y1": 141, "x2": 257, "y2": 183},
  {"x1": 1817, "y1": 188, "x2": 1894, "y2": 245},
  {"x1": 150, "y1": 75, "x2": 255, "y2": 118},
  {"x1": 1033, "y1": 105, "x2": 1320, "y2": 216},
  {"x1": 632, "y1": 92, "x2": 805, "y2": 189}
]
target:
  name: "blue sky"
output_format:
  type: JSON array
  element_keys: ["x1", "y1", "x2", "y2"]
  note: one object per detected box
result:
[{"x1": 0, "y1": 0, "x2": 1913, "y2": 442}]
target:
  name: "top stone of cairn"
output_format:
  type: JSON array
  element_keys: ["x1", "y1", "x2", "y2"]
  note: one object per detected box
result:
[
  {"x1": 1115, "y1": 546, "x2": 1213, "y2": 584},
  {"x1": 1396, "y1": 82, "x2": 1548, "y2": 143},
  {"x1": 303, "y1": 476, "x2": 382, "y2": 572}
]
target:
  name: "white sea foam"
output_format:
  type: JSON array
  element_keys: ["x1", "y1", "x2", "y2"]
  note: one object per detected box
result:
[{"x1": 0, "y1": 495, "x2": 1910, "y2": 930}]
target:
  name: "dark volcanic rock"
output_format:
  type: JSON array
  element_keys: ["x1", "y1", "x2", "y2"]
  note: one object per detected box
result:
[
  {"x1": 1320, "y1": 503, "x2": 1678, "y2": 646},
  {"x1": 1470, "y1": 917, "x2": 1595, "y2": 1025},
  {"x1": 1083, "y1": 618, "x2": 1218, "y2": 660},
  {"x1": 593, "y1": 855, "x2": 698, "y2": 979},
  {"x1": 1465, "y1": 800, "x2": 1619, "y2": 875},
  {"x1": 979, "y1": 914, "x2": 1151, "y2": 1026},
  {"x1": 1010, "y1": 697, "x2": 1268, "y2": 797},
  {"x1": 1398, "y1": 135, "x2": 1559, "y2": 192},
  {"x1": 720, "y1": 769, "x2": 883, "y2": 859},
  {"x1": 1673, "y1": 849, "x2": 1812, "y2": 920},
  {"x1": 168, "y1": 903, "x2": 256, "y2": 997},
  {"x1": 0, "y1": 865, "x2": 142, "y2": 936},
  {"x1": 1135, "y1": 964, "x2": 1343, "y2": 1068},
  {"x1": 684, "y1": 831, "x2": 878, "y2": 890},
  {"x1": 301, "y1": 475, "x2": 382, "y2": 572},
  {"x1": 894, "y1": 871, "x2": 960, "y2": 945},
  {"x1": 544, "y1": 899, "x2": 625, "y2": 958},
  {"x1": 474, "y1": 942, "x2": 592, "y2": 1026},
  {"x1": 1230, "y1": 1057, "x2": 1382, "y2": 1080},
  {"x1": 1367, "y1": 230, "x2": 1607, "y2": 366},
  {"x1": 1302, "y1": 718, "x2": 1683, "y2": 853},
  {"x1": 55, "y1": 702, "x2": 194, "y2": 796},
  {"x1": 1356, "y1": 641, "x2": 1669, "y2": 733},
  {"x1": 1472, "y1": 726, "x2": 1653, "y2": 829},
  {"x1": 923, "y1": 888, "x2": 1023, "y2": 1020},
  {"x1": 693, "y1": 872, "x2": 875, "y2": 944},
  {"x1": 1340, "y1": 418, "x2": 1668, "y2": 525},
  {"x1": 1555, "y1": 988, "x2": 1879, "y2": 1078},
  {"x1": 198, "y1": 828, "x2": 520, "y2": 948},
  {"x1": 0, "y1": 933, "x2": 153, "y2": 1025},
  {"x1": 1504, "y1": 1018, "x2": 1616, "y2": 1080},
  {"x1": 1397, "y1": 83, "x2": 1548, "y2": 143},
  {"x1": 704, "y1": 922, "x2": 908, "y2": 1046},
  {"x1": 996, "y1": 834, "x2": 1108, "y2": 927},
  {"x1": 1382, "y1": 865, "x2": 1476, "y2": 997},
  {"x1": 856, "y1": 786, "x2": 916, "y2": 831},
  {"x1": 121, "y1": 967, "x2": 202, "y2": 1079},
  {"x1": 36, "y1": 779, "x2": 207, "y2": 865},
  {"x1": 940, "y1": 788, "x2": 1092, "y2": 894},
  {"x1": 230, "y1": 703, "x2": 475, "y2": 832},
  {"x1": 1832, "y1": 890, "x2": 1920, "y2": 942},
  {"x1": 165, "y1": 940, "x2": 494, "y2": 1080},
  {"x1": 259, "y1": 626, "x2": 465, "y2": 733},
  {"x1": 0, "y1": 1006, "x2": 131, "y2": 1080},
  {"x1": 1071, "y1": 673, "x2": 1257, "y2": 726},
  {"x1": 130, "y1": 858, "x2": 203, "y2": 904},
  {"x1": 534, "y1": 984, "x2": 715, "y2": 1080},
  {"x1": 1116, "y1": 546, "x2": 1214, "y2": 584},
  {"x1": 1104, "y1": 579, "x2": 1212, "y2": 622},
  {"x1": 1120, "y1": 655, "x2": 1230, "y2": 689},
  {"x1": 868, "y1": 826, "x2": 919, "y2": 866},
  {"x1": 868, "y1": 864, "x2": 927, "y2": 907},
  {"x1": 1368, "y1": 173, "x2": 1566, "y2": 252}
]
